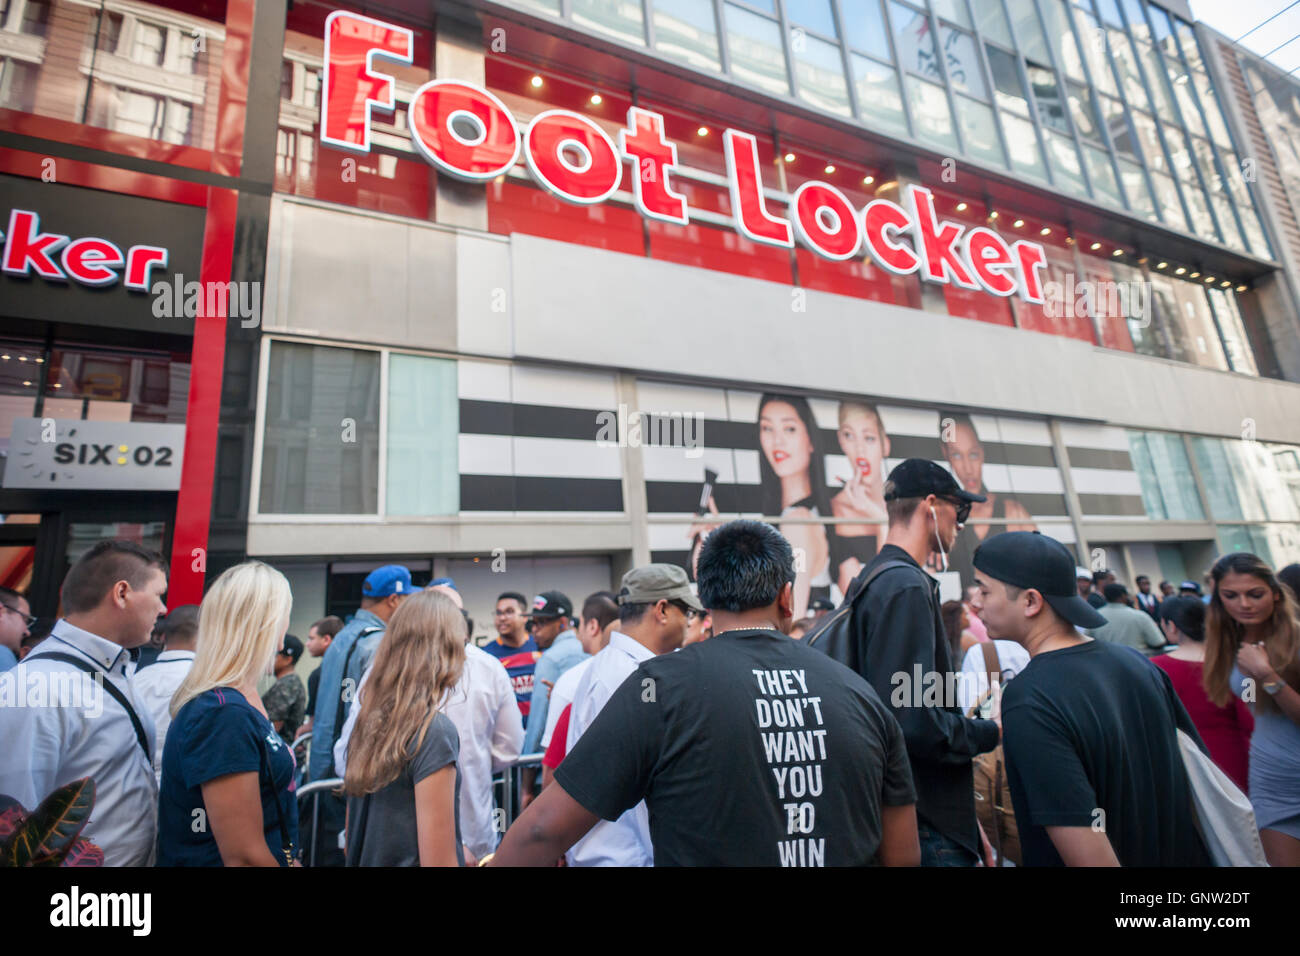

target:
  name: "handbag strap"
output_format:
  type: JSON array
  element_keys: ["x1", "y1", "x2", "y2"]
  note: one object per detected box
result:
[
  {"x1": 258, "y1": 733, "x2": 295, "y2": 865},
  {"x1": 979, "y1": 641, "x2": 1000, "y2": 691},
  {"x1": 37, "y1": 652, "x2": 150, "y2": 761}
]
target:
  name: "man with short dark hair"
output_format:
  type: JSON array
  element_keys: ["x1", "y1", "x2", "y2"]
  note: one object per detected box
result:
[
  {"x1": 810, "y1": 458, "x2": 998, "y2": 867},
  {"x1": 1085, "y1": 582, "x2": 1166, "y2": 654},
  {"x1": 492, "y1": 522, "x2": 919, "y2": 867},
  {"x1": 0, "y1": 585, "x2": 32, "y2": 672},
  {"x1": 1134, "y1": 575, "x2": 1160, "y2": 621},
  {"x1": 972, "y1": 531, "x2": 1210, "y2": 866},
  {"x1": 484, "y1": 591, "x2": 540, "y2": 725},
  {"x1": 264, "y1": 633, "x2": 308, "y2": 745},
  {"x1": 133, "y1": 604, "x2": 199, "y2": 780},
  {"x1": 540, "y1": 591, "x2": 619, "y2": 760},
  {"x1": 0, "y1": 540, "x2": 167, "y2": 865},
  {"x1": 302, "y1": 615, "x2": 343, "y2": 736},
  {"x1": 1088, "y1": 570, "x2": 1114, "y2": 609}
]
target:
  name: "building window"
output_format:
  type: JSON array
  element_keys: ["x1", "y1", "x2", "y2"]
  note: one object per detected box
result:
[
  {"x1": 386, "y1": 354, "x2": 459, "y2": 516},
  {"x1": 724, "y1": 3, "x2": 790, "y2": 95},
  {"x1": 851, "y1": 53, "x2": 906, "y2": 131},
  {"x1": 1126, "y1": 430, "x2": 1204, "y2": 520},
  {"x1": 792, "y1": 30, "x2": 850, "y2": 116},
  {"x1": 651, "y1": 0, "x2": 720, "y2": 71},
  {"x1": 132, "y1": 21, "x2": 166, "y2": 67},
  {"x1": 0, "y1": 56, "x2": 37, "y2": 112},
  {"x1": 259, "y1": 342, "x2": 380, "y2": 515},
  {"x1": 840, "y1": 0, "x2": 891, "y2": 61},
  {"x1": 571, "y1": 0, "x2": 644, "y2": 45}
]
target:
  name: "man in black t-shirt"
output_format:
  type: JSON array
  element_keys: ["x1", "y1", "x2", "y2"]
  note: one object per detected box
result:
[
  {"x1": 971, "y1": 532, "x2": 1211, "y2": 867},
  {"x1": 491, "y1": 520, "x2": 919, "y2": 867}
]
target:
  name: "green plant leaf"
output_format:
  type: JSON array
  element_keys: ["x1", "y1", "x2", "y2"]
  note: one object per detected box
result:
[{"x1": 8, "y1": 778, "x2": 96, "y2": 867}]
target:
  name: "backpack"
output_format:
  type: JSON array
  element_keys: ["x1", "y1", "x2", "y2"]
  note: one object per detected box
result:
[
  {"x1": 805, "y1": 559, "x2": 912, "y2": 670},
  {"x1": 967, "y1": 642, "x2": 1019, "y2": 867}
]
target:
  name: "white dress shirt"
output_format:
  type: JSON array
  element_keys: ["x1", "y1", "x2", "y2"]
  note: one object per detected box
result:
[
  {"x1": 132, "y1": 650, "x2": 195, "y2": 782},
  {"x1": 541, "y1": 656, "x2": 593, "y2": 750},
  {"x1": 564, "y1": 631, "x2": 656, "y2": 867},
  {"x1": 333, "y1": 643, "x2": 524, "y2": 860},
  {"x1": 0, "y1": 620, "x2": 158, "y2": 866}
]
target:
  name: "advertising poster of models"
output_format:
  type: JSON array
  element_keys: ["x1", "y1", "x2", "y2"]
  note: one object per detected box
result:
[{"x1": 640, "y1": 381, "x2": 1076, "y2": 614}]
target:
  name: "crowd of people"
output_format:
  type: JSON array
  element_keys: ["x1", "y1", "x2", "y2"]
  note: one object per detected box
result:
[{"x1": 1, "y1": 456, "x2": 1297, "y2": 867}]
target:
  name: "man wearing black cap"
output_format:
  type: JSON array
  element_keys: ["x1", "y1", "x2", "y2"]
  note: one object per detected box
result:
[
  {"x1": 264, "y1": 633, "x2": 307, "y2": 745},
  {"x1": 519, "y1": 591, "x2": 580, "y2": 806},
  {"x1": 811, "y1": 457, "x2": 999, "y2": 867},
  {"x1": 971, "y1": 531, "x2": 1210, "y2": 866}
]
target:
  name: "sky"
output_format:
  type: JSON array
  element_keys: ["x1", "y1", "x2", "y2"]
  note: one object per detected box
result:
[{"x1": 1190, "y1": 0, "x2": 1300, "y2": 72}]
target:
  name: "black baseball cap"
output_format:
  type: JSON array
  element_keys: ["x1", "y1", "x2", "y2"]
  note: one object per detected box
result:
[
  {"x1": 884, "y1": 458, "x2": 987, "y2": 503},
  {"x1": 973, "y1": 531, "x2": 1108, "y2": 629},
  {"x1": 279, "y1": 633, "x2": 304, "y2": 664},
  {"x1": 524, "y1": 590, "x2": 573, "y2": 620}
]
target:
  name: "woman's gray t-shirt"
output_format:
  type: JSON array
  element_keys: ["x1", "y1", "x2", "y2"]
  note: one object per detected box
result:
[{"x1": 346, "y1": 711, "x2": 464, "y2": 866}]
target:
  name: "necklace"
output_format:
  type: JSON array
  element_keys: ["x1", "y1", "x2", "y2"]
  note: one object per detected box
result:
[{"x1": 712, "y1": 625, "x2": 784, "y2": 636}]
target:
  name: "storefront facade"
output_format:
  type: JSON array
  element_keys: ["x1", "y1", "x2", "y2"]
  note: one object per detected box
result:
[{"x1": 6, "y1": 0, "x2": 1300, "y2": 633}]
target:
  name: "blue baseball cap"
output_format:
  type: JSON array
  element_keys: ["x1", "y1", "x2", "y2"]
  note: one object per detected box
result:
[
  {"x1": 429, "y1": 577, "x2": 457, "y2": 591},
  {"x1": 363, "y1": 565, "x2": 415, "y2": 598}
]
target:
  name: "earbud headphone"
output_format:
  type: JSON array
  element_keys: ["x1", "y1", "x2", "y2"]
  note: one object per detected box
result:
[{"x1": 930, "y1": 504, "x2": 950, "y2": 573}]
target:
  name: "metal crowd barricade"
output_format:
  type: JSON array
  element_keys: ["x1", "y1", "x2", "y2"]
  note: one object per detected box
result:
[
  {"x1": 296, "y1": 777, "x2": 342, "y2": 867},
  {"x1": 494, "y1": 753, "x2": 545, "y2": 834}
]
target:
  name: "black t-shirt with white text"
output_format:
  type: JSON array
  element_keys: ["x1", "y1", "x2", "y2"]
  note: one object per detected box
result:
[
  {"x1": 1001, "y1": 639, "x2": 1210, "y2": 867},
  {"x1": 554, "y1": 628, "x2": 916, "y2": 866}
]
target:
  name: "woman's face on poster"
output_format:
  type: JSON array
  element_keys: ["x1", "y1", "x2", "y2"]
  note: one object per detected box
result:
[
  {"x1": 943, "y1": 423, "x2": 984, "y2": 494},
  {"x1": 760, "y1": 401, "x2": 813, "y2": 479},
  {"x1": 837, "y1": 410, "x2": 888, "y2": 485}
]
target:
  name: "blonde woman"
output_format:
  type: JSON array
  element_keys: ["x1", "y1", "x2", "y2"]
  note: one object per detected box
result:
[
  {"x1": 342, "y1": 589, "x2": 466, "y2": 866},
  {"x1": 1204, "y1": 552, "x2": 1300, "y2": 867},
  {"x1": 157, "y1": 562, "x2": 296, "y2": 866}
]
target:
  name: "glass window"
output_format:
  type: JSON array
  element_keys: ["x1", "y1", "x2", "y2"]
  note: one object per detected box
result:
[
  {"x1": 1170, "y1": 65, "x2": 1204, "y2": 138},
  {"x1": 1193, "y1": 71, "x2": 1232, "y2": 148},
  {"x1": 17, "y1": 0, "x2": 49, "y2": 37},
  {"x1": 1175, "y1": 17, "x2": 1203, "y2": 73},
  {"x1": 725, "y1": 3, "x2": 791, "y2": 95},
  {"x1": 1127, "y1": 430, "x2": 1205, "y2": 520},
  {"x1": 1096, "y1": 0, "x2": 1122, "y2": 27},
  {"x1": 1149, "y1": 170, "x2": 1185, "y2": 229},
  {"x1": 652, "y1": 0, "x2": 722, "y2": 70},
  {"x1": 973, "y1": 0, "x2": 1012, "y2": 46},
  {"x1": 1193, "y1": 438, "x2": 1268, "y2": 522},
  {"x1": 1073, "y1": 7, "x2": 1117, "y2": 95},
  {"x1": 954, "y1": 94, "x2": 1004, "y2": 164},
  {"x1": 939, "y1": 25, "x2": 986, "y2": 98},
  {"x1": 793, "y1": 31, "x2": 852, "y2": 115},
  {"x1": 1040, "y1": 0, "x2": 1084, "y2": 79},
  {"x1": 97, "y1": 11, "x2": 123, "y2": 53},
  {"x1": 43, "y1": 344, "x2": 190, "y2": 423},
  {"x1": 1208, "y1": 288, "x2": 1259, "y2": 375},
  {"x1": 1109, "y1": 30, "x2": 1148, "y2": 111},
  {"x1": 1170, "y1": 278, "x2": 1229, "y2": 370},
  {"x1": 1147, "y1": 1, "x2": 1174, "y2": 54},
  {"x1": 840, "y1": 0, "x2": 892, "y2": 60},
  {"x1": 891, "y1": 1, "x2": 941, "y2": 81},
  {"x1": 132, "y1": 22, "x2": 167, "y2": 68},
  {"x1": 1046, "y1": 129, "x2": 1086, "y2": 192},
  {"x1": 1083, "y1": 144, "x2": 1121, "y2": 205},
  {"x1": 1005, "y1": 0, "x2": 1049, "y2": 62},
  {"x1": 163, "y1": 100, "x2": 191, "y2": 146},
  {"x1": 572, "y1": 0, "x2": 645, "y2": 44},
  {"x1": 1134, "y1": 40, "x2": 1171, "y2": 115},
  {"x1": 987, "y1": 44, "x2": 1028, "y2": 114},
  {"x1": 852, "y1": 54, "x2": 908, "y2": 130},
  {"x1": 0, "y1": 58, "x2": 37, "y2": 112},
  {"x1": 259, "y1": 342, "x2": 380, "y2": 515},
  {"x1": 1211, "y1": 193, "x2": 1246, "y2": 250},
  {"x1": 1066, "y1": 81, "x2": 1098, "y2": 139},
  {"x1": 386, "y1": 354, "x2": 458, "y2": 516},
  {"x1": 904, "y1": 74, "x2": 957, "y2": 149},
  {"x1": 1162, "y1": 122, "x2": 1193, "y2": 181},
  {"x1": 930, "y1": 0, "x2": 970, "y2": 29},
  {"x1": 1101, "y1": 94, "x2": 1134, "y2": 155},
  {"x1": 1130, "y1": 109, "x2": 1164, "y2": 170},
  {"x1": 1002, "y1": 109, "x2": 1046, "y2": 178},
  {"x1": 1118, "y1": 157, "x2": 1155, "y2": 217},
  {"x1": 786, "y1": 0, "x2": 837, "y2": 36},
  {"x1": 1028, "y1": 64, "x2": 1067, "y2": 132}
]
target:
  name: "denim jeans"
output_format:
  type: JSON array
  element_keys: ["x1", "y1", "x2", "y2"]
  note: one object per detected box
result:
[{"x1": 918, "y1": 822, "x2": 979, "y2": 867}]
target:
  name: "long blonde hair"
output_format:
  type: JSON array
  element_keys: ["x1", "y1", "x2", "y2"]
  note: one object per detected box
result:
[
  {"x1": 1204, "y1": 552, "x2": 1300, "y2": 713},
  {"x1": 171, "y1": 561, "x2": 293, "y2": 717},
  {"x1": 343, "y1": 590, "x2": 466, "y2": 795}
]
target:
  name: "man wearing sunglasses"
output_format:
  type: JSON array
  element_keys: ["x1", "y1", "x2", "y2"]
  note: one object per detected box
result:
[
  {"x1": 0, "y1": 586, "x2": 34, "y2": 673},
  {"x1": 813, "y1": 458, "x2": 1000, "y2": 868}
]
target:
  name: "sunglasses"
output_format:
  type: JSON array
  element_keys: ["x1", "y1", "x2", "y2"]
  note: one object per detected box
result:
[{"x1": 940, "y1": 496, "x2": 972, "y2": 525}]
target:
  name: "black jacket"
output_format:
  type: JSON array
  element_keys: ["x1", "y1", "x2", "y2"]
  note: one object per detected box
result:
[{"x1": 821, "y1": 544, "x2": 999, "y2": 857}]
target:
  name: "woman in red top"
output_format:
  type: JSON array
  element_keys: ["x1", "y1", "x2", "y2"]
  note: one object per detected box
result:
[{"x1": 1153, "y1": 596, "x2": 1253, "y2": 793}]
